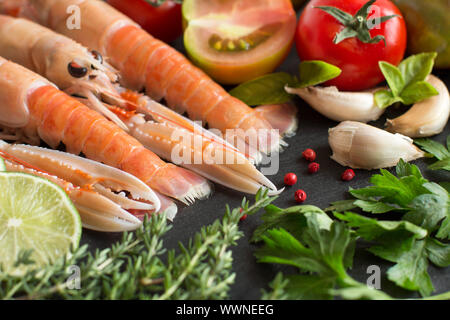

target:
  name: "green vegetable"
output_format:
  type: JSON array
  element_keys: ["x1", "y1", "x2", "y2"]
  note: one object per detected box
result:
[
  {"x1": 297, "y1": 61, "x2": 342, "y2": 88},
  {"x1": 256, "y1": 161, "x2": 449, "y2": 299},
  {"x1": 251, "y1": 204, "x2": 332, "y2": 243},
  {"x1": 229, "y1": 61, "x2": 341, "y2": 106},
  {"x1": 0, "y1": 172, "x2": 81, "y2": 275},
  {"x1": 229, "y1": 72, "x2": 298, "y2": 105},
  {"x1": 254, "y1": 208, "x2": 391, "y2": 300},
  {"x1": 415, "y1": 135, "x2": 450, "y2": 171},
  {"x1": 375, "y1": 53, "x2": 439, "y2": 108},
  {"x1": 328, "y1": 161, "x2": 449, "y2": 296},
  {"x1": 393, "y1": 0, "x2": 450, "y2": 69},
  {"x1": 0, "y1": 189, "x2": 274, "y2": 300}
]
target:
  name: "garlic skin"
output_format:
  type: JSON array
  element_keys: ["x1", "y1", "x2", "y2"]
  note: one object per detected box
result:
[
  {"x1": 329, "y1": 121, "x2": 425, "y2": 170},
  {"x1": 285, "y1": 86, "x2": 385, "y2": 123},
  {"x1": 386, "y1": 75, "x2": 450, "y2": 138}
]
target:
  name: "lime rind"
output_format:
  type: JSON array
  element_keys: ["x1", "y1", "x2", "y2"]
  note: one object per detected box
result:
[
  {"x1": 0, "y1": 156, "x2": 5, "y2": 171},
  {"x1": 0, "y1": 172, "x2": 81, "y2": 274}
]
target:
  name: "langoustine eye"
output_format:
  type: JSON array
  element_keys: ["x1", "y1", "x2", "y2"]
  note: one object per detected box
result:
[{"x1": 68, "y1": 61, "x2": 88, "y2": 78}]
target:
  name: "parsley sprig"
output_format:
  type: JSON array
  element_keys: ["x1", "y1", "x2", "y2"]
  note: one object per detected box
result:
[
  {"x1": 254, "y1": 205, "x2": 391, "y2": 300},
  {"x1": 255, "y1": 161, "x2": 449, "y2": 299},
  {"x1": 328, "y1": 160, "x2": 449, "y2": 297},
  {"x1": 415, "y1": 135, "x2": 450, "y2": 172}
]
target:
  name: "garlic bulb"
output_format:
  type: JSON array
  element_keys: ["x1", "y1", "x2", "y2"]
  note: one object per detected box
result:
[
  {"x1": 285, "y1": 85, "x2": 385, "y2": 123},
  {"x1": 329, "y1": 121, "x2": 425, "y2": 170},
  {"x1": 386, "y1": 75, "x2": 450, "y2": 138}
]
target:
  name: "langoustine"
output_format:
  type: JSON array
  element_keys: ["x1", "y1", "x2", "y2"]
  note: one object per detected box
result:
[
  {"x1": 0, "y1": 0, "x2": 298, "y2": 156},
  {"x1": 0, "y1": 140, "x2": 161, "y2": 232},
  {"x1": 0, "y1": 56, "x2": 211, "y2": 216},
  {"x1": 0, "y1": 15, "x2": 280, "y2": 195}
]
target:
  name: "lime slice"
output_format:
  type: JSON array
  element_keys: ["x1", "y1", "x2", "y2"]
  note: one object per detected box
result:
[
  {"x1": 0, "y1": 156, "x2": 5, "y2": 171},
  {"x1": 0, "y1": 172, "x2": 82, "y2": 274}
]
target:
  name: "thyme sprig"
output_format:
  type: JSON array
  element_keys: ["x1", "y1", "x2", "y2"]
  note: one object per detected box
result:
[{"x1": 0, "y1": 189, "x2": 275, "y2": 300}]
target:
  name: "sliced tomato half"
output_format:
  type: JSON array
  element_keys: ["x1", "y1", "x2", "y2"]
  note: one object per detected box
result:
[{"x1": 182, "y1": 0, "x2": 297, "y2": 85}]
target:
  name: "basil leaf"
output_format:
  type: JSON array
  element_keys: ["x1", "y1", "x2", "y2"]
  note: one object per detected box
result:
[
  {"x1": 401, "y1": 81, "x2": 439, "y2": 105},
  {"x1": 374, "y1": 89, "x2": 402, "y2": 109},
  {"x1": 229, "y1": 72, "x2": 299, "y2": 106},
  {"x1": 379, "y1": 61, "x2": 405, "y2": 96},
  {"x1": 297, "y1": 61, "x2": 342, "y2": 88},
  {"x1": 377, "y1": 52, "x2": 439, "y2": 108},
  {"x1": 398, "y1": 52, "x2": 437, "y2": 86}
]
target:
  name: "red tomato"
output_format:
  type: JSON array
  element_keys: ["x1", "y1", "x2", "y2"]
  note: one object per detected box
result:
[
  {"x1": 296, "y1": 0, "x2": 407, "y2": 91},
  {"x1": 107, "y1": 0, "x2": 182, "y2": 43}
]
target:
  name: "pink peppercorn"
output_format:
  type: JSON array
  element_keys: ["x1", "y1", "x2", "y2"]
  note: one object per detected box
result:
[
  {"x1": 308, "y1": 162, "x2": 320, "y2": 174},
  {"x1": 302, "y1": 149, "x2": 316, "y2": 162},
  {"x1": 284, "y1": 173, "x2": 298, "y2": 186},
  {"x1": 295, "y1": 190, "x2": 307, "y2": 203},
  {"x1": 341, "y1": 169, "x2": 356, "y2": 181}
]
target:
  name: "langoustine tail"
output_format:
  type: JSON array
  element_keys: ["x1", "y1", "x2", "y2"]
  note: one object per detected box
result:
[{"x1": 116, "y1": 91, "x2": 280, "y2": 195}]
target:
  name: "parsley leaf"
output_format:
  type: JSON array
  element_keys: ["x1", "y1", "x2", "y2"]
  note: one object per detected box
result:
[
  {"x1": 415, "y1": 135, "x2": 450, "y2": 172},
  {"x1": 332, "y1": 161, "x2": 450, "y2": 297},
  {"x1": 387, "y1": 240, "x2": 434, "y2": 297},
  {"x1": 281, "y1": 274, "x2": 335, "y2": 300},
  {"x1": 334, "y1": 211, "x2": 428, "y2": 241},
  {"x1": 426, "y1": 238, "x2": 450, "y2": 268},
  {"x1": 374, "y1": 53, "x2": 439, "y2": 109},
  {"x1": 350, "y1": 162, "x2": 429, "y2": 209},
  {"x1": 251, "y1": 204, "x2": 332, "y2": 243},
  {"x1": 255, "y1": 211, "x2": 391, "y2": 300},
  {"x1": 404, "y1": 183, "x2": 449, "y2": 235}
]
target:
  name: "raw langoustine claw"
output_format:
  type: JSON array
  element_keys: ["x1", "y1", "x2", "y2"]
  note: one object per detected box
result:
[
  {"x1": 0, "y1": 14, "x2": 280, "y2": 196},
  {"x1": 0, "y1": 140, "x2": 161, "y2": 232}
]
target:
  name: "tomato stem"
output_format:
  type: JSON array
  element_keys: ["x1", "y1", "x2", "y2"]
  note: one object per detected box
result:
[{"x1": 315, "y1": 0, "x2": 399, "y2": 45}]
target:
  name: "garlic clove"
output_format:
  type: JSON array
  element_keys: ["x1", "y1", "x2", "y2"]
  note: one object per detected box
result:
[
  {"x1": 386, "y1": 75, "x2": 450, "y2": 138},
  {"x1": 329, "y1": 121, "x2": 425, "y2": 170},
  {"x1": 285, "y1": 85, "x2": 385, "y2": 123}
]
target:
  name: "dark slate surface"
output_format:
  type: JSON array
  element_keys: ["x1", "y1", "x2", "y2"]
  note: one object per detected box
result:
[{"x1": 81, "y1": 36, "x2": 450, "y2": 300}]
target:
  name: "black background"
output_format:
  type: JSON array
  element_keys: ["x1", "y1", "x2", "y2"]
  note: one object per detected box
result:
[{"x1": 81, "y1": 22, "x2": 450, "y2": 300}]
